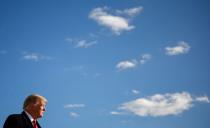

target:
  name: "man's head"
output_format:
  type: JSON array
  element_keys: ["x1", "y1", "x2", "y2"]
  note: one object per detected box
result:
[{"x1": 23, "y1": 94, "x2": 47, "y2": 119}]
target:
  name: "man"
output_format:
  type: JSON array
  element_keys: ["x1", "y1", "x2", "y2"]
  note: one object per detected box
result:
[{"x1": 3, "y1": 94, "x2": 47, "y2": 128}]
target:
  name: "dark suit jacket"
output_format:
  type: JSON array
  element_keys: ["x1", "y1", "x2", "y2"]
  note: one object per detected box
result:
[{"x1": 3, "y1": 111, "x2": 41, "y2": 128}]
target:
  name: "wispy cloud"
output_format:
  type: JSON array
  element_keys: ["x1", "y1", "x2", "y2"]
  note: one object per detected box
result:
[
  {"x1": 195, "y1": 95, "x2": 210, "y2": 103},
  {"x1": 76, "y1": 40, "x2": 97, "y2": 48},
  {"x1": 116, "y1": 54, "x2": 152, "y2": 71},
  {"x1": 69, "y1": 112, "x2": 80, "y2": 118},
  {"x1": 112, "y1": 92, "x2": 209, "y2": 117},
  {"x1": 132, "y1": 89, "x2": 140, "y2": 95},
  {"x1": 0, "y1": 50, "x2": 7, "y2": 54},
  {"x1": 165, "y1": 41, "x2": 190, "y2": 56},
  {"x1": 21, "y1": 52, "x2": 51, "y2": 61},
  {"x1": 89, "y1": 6, "x2": 142, "y2": 35},
  {"x1": 116, "y1": 59, "x2": 138, "y2": 70},
  {"x1": 110, "y1": 111, "x2": 125, "y2": 115},
  {"x1": 64, "y1": 104, "x2": 85, "y2": 118},
  {"x1": 116, "y1": 6, "x2": 143, "y2": 17},
  {"x1": 64, "y1": 104, "x2": 86, "y2": 108},
  {"x1": 140, "y1": 54, "x2": 151, "y2": 64},
  {"x1": 66, "y1": 38, "x2": 97, "y2": 48}
]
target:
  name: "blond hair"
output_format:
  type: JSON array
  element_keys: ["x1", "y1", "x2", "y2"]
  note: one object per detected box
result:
[{"x1": 23, "y1": 94, "x2": 47, "y2": 109}]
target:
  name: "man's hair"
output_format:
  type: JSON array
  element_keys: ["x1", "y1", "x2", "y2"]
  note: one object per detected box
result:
[{"x1": 23, "y1": 94, "x2": 47, "y2": 109}]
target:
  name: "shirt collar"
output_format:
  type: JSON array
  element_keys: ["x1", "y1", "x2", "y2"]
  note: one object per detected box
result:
[{"x1": 24, "y1": 110, "x2": 35, "y2": 122}]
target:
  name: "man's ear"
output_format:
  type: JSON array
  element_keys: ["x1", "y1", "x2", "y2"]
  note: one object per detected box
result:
[{"x1": 25, "y1": 103, "x2": 34, "y2": 110}]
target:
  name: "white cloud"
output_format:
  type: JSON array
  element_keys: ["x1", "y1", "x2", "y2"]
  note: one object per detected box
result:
[
  {"x1": 89, "y1": 7, "x2": 140, "y2": 35},
  {"x1": 115, "y1": 92, "x2": 210, "y2": 117},
  {"x1": 64, "y1": 104, "x2": 85, "y2": 108},
  {"x1": 165, "y1": 41, "x2": 190, "y2": 56},
  {"x1": 22, "y1": 52, "x2": 51, "y2": 61},
  {"x1": 119, "y1": 92, "x2": 193, "y2": 117},
  {"x1": 195, "y1": 96, "x2": 210, "y2": 103},
  {"x1": 116, "y1": 54, "x2": 152, "y2": 71},
  {"x1": 140, "y1": 54, "x2": 151, "y2": 64},
  {"x1": 116, "y1": 6, "x2": 143, "y2": 17},
  {"x1": 110, "y1": 111, "x2": 125, "y2": 115},
  {"x1": 65, "y1": 104, "x2": 85, "y2": 118},
  {"x1": 66, "y1": 38, "x2": 97, "y2": 48},
  {"x1": 116, "y1": 59, "x2": 138, "y2": 70},
  {"x1": 69, "y1": 112, "x2": 80, "y2": 118},
  {"x1": 132, "y1": 89, "x2": 140, "y2": 95},
  {"x1": 75, "y1": 40, "x2": 97, "y2": 48}
]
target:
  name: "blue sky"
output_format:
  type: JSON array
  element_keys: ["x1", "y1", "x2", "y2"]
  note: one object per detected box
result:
[{"x1": 1, "y1": 0, "x2": 210, "y2": 128}]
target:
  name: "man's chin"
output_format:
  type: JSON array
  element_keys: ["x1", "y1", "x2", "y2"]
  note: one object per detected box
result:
[{"x1": 38, "y1": 114, "x2": 43, "y2": 118}]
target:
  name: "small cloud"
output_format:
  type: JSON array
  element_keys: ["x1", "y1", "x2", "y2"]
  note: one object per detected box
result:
[
  {"x1": 66, "y1": 38, "x2": 73, "y2": 42},
  {"x1": 69, "y1": 112, "x2": 80, "y2": 118},
  {"x1": 0, "y1": 50, "x2": 7, "y2": 54},
  {"x1": 116, "y1": 53, "x2": 151, "y2": 71},
  {"x1": 64, "y1": 104, "x2": 85, "y2": 108},
  {"x1": 66, "y1": 38, "x2": 97, "y2": 48},
  {"x1": 89, "y1": 6, "x2": 141, "y2": 35},
  {"x1": 21, "y1": 52, "x2": 51, "y2": 61},
  {"x1": 132, "y1": 89, "x2": 140, "y2": 95},
  {"x1": 75, "y1": 40, "x2": 97, "y2": 48},
  {"x1": 110, "y1": 111, "x2": 125, "y2": 115},
  {"x1": 165, "y1": 41, "x2": 190, "y2": 56},
  {"x1": 116, "y1": 59, "x2": 138, "y2": 70},
  {"x1": 140, "y1": 54, "x2": 152, "y2": 64},
  {"x1": 65, "y1": 104, "x2": 85, "y2": 118},
  {"x1": 116, "y1": 6, "x2": 143, "y2": 17},
  {"x1": 195, "y1": 96, "x2": 210, "y2": 103}
]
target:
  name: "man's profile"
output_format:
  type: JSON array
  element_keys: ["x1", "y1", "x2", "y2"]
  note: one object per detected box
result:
[{"x1": 3, "y1": 94, "x2": 47, "y2": 128}]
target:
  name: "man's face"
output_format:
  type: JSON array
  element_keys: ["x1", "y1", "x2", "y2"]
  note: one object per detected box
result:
[{"x1": 32, "y1": 100, "x2": 46, "y2": 119}]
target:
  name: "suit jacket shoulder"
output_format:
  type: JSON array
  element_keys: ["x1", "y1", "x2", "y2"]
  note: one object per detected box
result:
[
  {"x1": 3, "y1": 112, "x2": 41, "y2": 128},
  {"x1": 3, "y1": 114, "x2": 19, "y2": 128}
]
